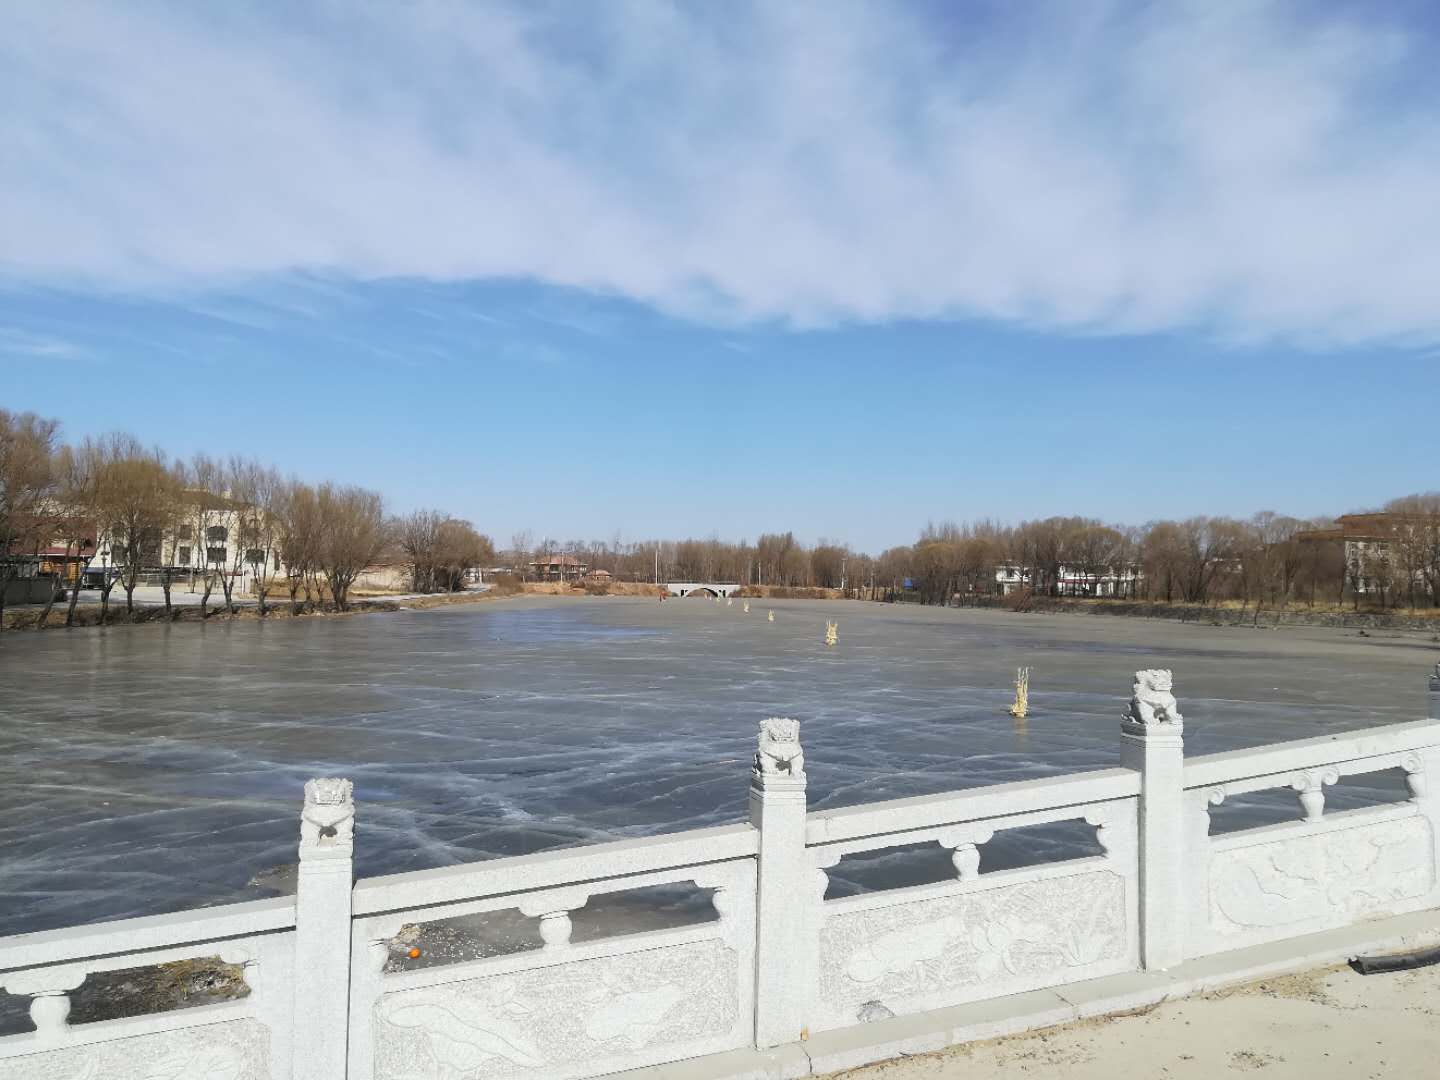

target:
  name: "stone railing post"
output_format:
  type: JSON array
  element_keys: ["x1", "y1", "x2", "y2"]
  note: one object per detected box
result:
[
  {"x1": 292, "y1": 777, "x2": 355, "y2": 1079},
  {"x1": 1119, "y1": 670, "x2": 1185, "y2": 970},
  {"x1": 749, "y1": 717, "x2": 812, "y2": 1048},
  {"x1": 1, "y1": 967, "x2": 86, "y2": 1051},
  {"x1": 1429, "y1": 663, "x2": 1439, "y2": 720}
]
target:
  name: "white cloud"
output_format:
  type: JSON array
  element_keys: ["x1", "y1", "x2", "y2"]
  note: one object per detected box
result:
[
  {"x1": 2, "y1": 0, "x2": 1439, "y2": 345},
  {"x1": 0, "y1": 327, "x2": 87, "y2": 360}
]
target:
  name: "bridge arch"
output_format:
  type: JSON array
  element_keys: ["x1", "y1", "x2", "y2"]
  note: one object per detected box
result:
[{"x1": 665, "y1": 582, "x2": 740, "y2": 598}]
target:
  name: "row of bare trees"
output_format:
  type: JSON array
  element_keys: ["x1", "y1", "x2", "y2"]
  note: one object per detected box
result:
[
  {"x1": 487, "y1": 497, "x2": 1440, "y2": 612},
  {"x1": 497, "y1": 503, "x2": 1440, "y2": 611},
  {"x1": 500, "y1": 530, "x2": 862, "y2": 591},
  {"x1": 881, "y1": 504, "x2": 1440, "y2": 609},
  {"x1": 1, "y1": 410, "x2": 493, "y2": 627},
  {"x1": 10, "y1": 408, "x2": 1436, "y2": 626}
]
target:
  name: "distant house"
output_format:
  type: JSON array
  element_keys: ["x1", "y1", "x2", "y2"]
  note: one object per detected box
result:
[
  {"x1": 354, "y1": 563, "x2": 409, "y2": 593},
  {"x1": 584, "y1": 568, "x2": 613, "y2": 583},
  {"x1": 1296, "y1": 513, "x2": 1427, "y2": 597},
  {"x1": 994, "y1": 563, "x2": 1140, "y2": 598},
  {"x1": 530, "y1": 554, "x2": 589, "y2": 582}
]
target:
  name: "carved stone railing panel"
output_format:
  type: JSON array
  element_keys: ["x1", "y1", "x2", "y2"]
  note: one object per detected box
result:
[
  {"x1": 347, "y1": 858, "x2": 756, "y2": 1080},
  {"x1": 812, "y1": 868, "x2": 1133, "y2": 1033},
  {"x1": 0, "y1": 1017, "x2": 272, "y2": 1080},
  {"x1": 1199, "y1": 813, "x2": 1436, "y2": 953},
  {"x1": 1184, "y1": 738, "x2": 1440, "y2": 961},
  {"x1": 0, "y1": 928, "x2": 294, "y2": 1076},
  {"x1": 373, "y1": 938, "x2": 739, "y2": 1080}
]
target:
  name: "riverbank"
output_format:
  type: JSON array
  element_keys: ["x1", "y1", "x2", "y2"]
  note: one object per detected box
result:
[
  {"x1": 960, "y1": 595, "x2": 1440, "y2": 633},
  {"x1": 824, "y1": 956, "x2": 1440, "y2": 1080},
  {"x1": 0, "y1": 579, "x2": 674, "y2": 632},
  {"x1": 0, "y1": 583, "x2": 511, "y2": 631}
]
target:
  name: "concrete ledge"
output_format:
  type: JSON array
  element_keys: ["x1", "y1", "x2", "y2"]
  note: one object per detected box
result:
[
  {"x1": 802, "y1": 988, "x2": 1075, "y2": 1075},
  {"x1": 608, "y1": 907, "x2": 1440, "y2": 1079},
  {"x1": 609, "y1": 1043, "x2": 812, "y2": 1080}
]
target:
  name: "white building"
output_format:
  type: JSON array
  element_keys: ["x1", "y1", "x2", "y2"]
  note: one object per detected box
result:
[{"x1": 994, "y1": 563, "x2": 1141, "y2": 598}]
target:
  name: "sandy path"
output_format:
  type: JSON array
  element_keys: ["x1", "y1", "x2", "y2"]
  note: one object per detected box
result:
[{"x1": 823, "y1": 962, "x2": 1440, "y2": 1080}]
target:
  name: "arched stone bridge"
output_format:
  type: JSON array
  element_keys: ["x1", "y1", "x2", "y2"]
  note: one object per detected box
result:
[{"x1": 665, "y1": 582, "x2": 743, "y2": 598}]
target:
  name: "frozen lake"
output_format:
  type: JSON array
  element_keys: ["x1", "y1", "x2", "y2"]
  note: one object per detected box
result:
[{"x1": 1, "y1": 596, "x2": 1434, "y2": 937}]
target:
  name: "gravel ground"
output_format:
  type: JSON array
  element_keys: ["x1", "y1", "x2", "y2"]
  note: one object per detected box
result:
[{"x1": 824, "y1": 959, "x2": 1440, "y2": 1080}]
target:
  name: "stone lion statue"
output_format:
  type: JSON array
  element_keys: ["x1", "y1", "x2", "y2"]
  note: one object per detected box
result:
[
  {"x1": 1125, "y1": 669, "x2": 1182, "y2": 727},
  {"x1": 755, "y1": 718, "x2": 804, "y2": 776},
  {"x1": 301, "y1": 777, "x2": 355, "y2": 849}
]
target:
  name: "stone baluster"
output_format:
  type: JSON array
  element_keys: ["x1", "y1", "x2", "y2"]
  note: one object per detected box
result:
[
  {"x1": 749, "y1": 716, "x2": 813, "y2": 1048},
  {"x1": 709, "y1": 884, "x2": 735, "y2": 924},
  {"x1": 538, "y1": 911, "x2": 572, "y2": 947},
  {"x1": 362, "y1": 914, "x2": 407, "y2": 977},
  {"x1": 811, "y1": 848, "x2": 841, "y2": 903},
  {"x1": 3, "y1": 967, "x2": 86, "y2": 1048},
  {"x1": 1291, "y1": 768, "x2": 1338, "y2": 822},
  {"x1": 1402, "y1": 753, "x2": 1427, "y2": 802},
  {"x1": 518, "y1": 889, "x2": 590, "y2": 950},
  {"x1": 938, "y1": 826, "x2": 993, "y2": 881},
  {"x1": 1119, "y1": 669, "x2": 1186, "y2": 971},
  {"x1": 1084, "y1": 804, "x2": 1137, "y2": 860},
  {"x1": 1188, "y1": 787, "x2": 1225, "y2": 843},
  {"x1": 29, "y1": 991, "x2": 71, "y2": 1040},
  {"x1": 292, "y1": 777, "x2": 355, "y2": 1080}
]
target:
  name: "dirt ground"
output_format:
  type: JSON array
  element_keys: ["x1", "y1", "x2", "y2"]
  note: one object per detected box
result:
[{"x1": 824, "y1": 961, "x2": 1440, "y2": 1080}]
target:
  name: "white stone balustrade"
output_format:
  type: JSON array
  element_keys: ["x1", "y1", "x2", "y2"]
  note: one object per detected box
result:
[{"x1": 2, "y1": 669, "x2": 1439, "y2": 1080}]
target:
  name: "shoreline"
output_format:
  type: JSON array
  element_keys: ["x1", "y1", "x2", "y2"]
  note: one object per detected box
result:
[
  {"x1": 0, "y1": 579, "x2": 677, "y2": 633},
  {"x1": 8, "y1": 586, "x2": 1439, "y2": 642},
  {"x1": 954, "y1": 594, "x2": 1440, "y2": 633},
  {"x1": 0, "y1": 583, "x2": 517, "y2": 632}
]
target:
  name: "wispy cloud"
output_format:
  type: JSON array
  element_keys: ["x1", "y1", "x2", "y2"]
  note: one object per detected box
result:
[
  {"x1": 0, "y1": 327, "x2": 88, "y2": 360},
  {"x1": 2, "y1": 1, "x2": 1439, "y2": 346}
]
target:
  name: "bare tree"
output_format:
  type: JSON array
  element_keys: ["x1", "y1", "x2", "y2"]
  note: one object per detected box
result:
[
  {"x1": 99, "y1": 442, "x2": 180, "y2": 617},
  {"x1": 179, "y1": 454, "x2": 229, "y2": 618},
  {"x1": 316, "y1": 483, "x2": 388, "y2": 610},
  {"x1": 276, "y1": 481, "x2": 322, "y2": 615},
  {"x1": 217, "y1": 458, "x2": 273, "y2": 615},
  {"x1": 36, "y1": 443, "x2": 101, "y2": 628},
  {"x1": 0, "y1": 409, "x2": 60, "y2": 624},
  {"x1": 399, "y1": 510, "x2": 445, "y2": 593},
  {"x1": 434, "y1": 519, "x2": 493, "y2": 591},
  {"x1": 240, "y1": 465, "x2": 283, "y2": 616}
]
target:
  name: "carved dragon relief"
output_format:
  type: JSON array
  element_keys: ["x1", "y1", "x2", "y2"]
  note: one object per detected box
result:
[{"x1": 372, "y1": 939, "x2": 739, "y2": 1079}]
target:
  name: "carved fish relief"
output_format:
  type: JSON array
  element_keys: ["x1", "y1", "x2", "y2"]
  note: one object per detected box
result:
[
  {"x1": 380, "y1": 1000, "x2": 544, "y2": 1070},
  {"x1": 1212, "y1": 820, "x2": 1432, "y2": 931},
  {"x1": 582, "y1": 982, "x2": 690, "y2": 1045},
  {"x1": 845, "y1": 916, "x2": 965, "y2": 983}
]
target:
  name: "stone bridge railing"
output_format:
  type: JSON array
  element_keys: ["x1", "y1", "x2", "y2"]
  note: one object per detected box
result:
[{"x1": 2, "y1": 669, "x2": 1439, "y2": 1079}]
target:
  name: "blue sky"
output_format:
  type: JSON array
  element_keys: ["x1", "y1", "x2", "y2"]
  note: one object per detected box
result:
[{"x1": 2, "y1": 1, "x2": 1438, "y2": 553}]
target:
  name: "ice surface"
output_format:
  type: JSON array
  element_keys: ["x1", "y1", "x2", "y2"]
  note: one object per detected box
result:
[{"x1": 0, "y1": 597, "x2": 1428, "y2": 936}]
